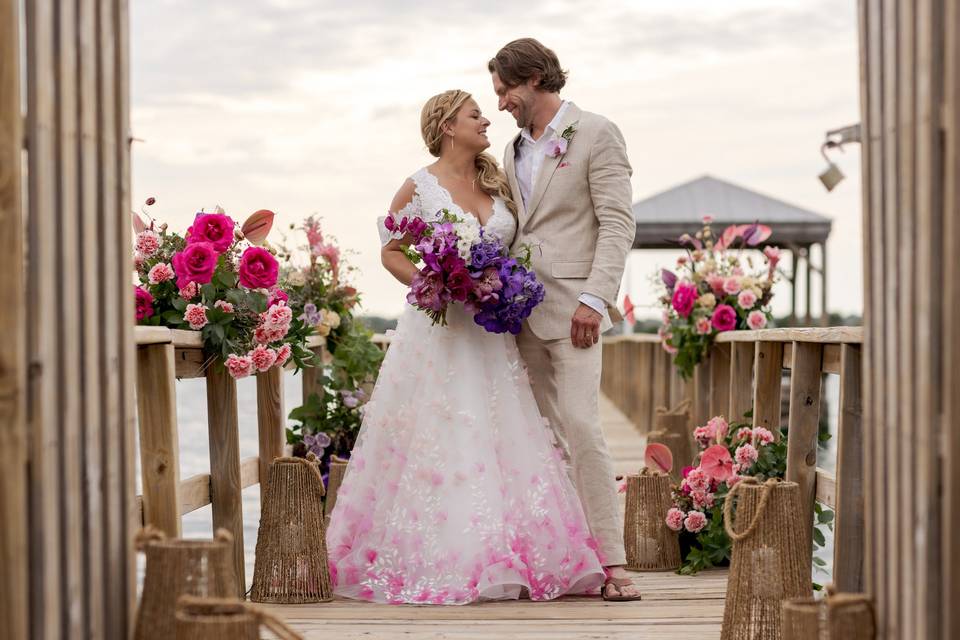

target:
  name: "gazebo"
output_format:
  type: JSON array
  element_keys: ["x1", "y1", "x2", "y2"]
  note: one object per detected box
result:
[{"x1": 631, "y1": 175, "x2": 833, "y2": 324}]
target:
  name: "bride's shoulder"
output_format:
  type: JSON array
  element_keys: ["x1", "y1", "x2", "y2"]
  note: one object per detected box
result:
[{"x1": 389, "y1": 173, "x2": 422, "y2": 213}]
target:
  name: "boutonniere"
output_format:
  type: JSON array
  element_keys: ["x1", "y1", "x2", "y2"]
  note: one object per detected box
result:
[{"x1": 546, "y1": 123, "x2": 577, "y2": 158}]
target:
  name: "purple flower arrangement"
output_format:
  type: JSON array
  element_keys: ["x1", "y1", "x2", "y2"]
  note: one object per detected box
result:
[{"x1": 385, "y1": 209, "x2": 545, "y2": 334}]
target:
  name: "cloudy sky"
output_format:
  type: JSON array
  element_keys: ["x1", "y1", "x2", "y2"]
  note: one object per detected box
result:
[{"x1": 130, "y1": 0, "x2": 862, "y2": 320}]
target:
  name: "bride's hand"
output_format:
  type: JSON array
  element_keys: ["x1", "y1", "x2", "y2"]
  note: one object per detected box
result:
[{"x1": 570, "y1": 303, "x2": 601, "y2": 349}]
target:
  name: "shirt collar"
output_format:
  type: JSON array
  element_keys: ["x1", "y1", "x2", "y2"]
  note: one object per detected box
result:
[{"x1": 520, "y1": 100, "x2": 570, "y2": 145}]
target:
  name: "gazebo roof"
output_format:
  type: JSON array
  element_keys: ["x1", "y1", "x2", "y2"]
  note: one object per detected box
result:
[{"x1": 632, "y1": 175, "x2": 832, "y2": 249}]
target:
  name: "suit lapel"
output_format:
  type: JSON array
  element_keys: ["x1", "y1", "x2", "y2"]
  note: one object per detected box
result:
[
  {"x1": 504, "y1": 133, "x2": 526, "y2": 221},
  {"x1": 524, "y1": 103, "x2": 582, "y2": 224}
]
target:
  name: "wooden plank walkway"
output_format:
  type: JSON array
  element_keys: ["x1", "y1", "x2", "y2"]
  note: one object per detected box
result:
[{"x1": 262, "y1": 394, "x2": 728, "y2": 639}]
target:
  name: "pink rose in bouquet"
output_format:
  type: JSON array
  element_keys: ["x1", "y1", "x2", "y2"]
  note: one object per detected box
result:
[
  {"x1": 238, "y1": 246, "x2": 279, "y2": 289},
  {"x1": 671, "y1": 282, "x2": 698, "y2": 318},
  {"x1": 171, "y1": 241, "x2": 218, "y2": 289},
  {"x1": 187, "y1": 213, "x2": 235, "y2": 253},
  {"x1": 710, "y1": 304, "x2": 738, "y2": 332},
  {"x1": 135, "y1": 286, "x2": 154, "y2": 320}
]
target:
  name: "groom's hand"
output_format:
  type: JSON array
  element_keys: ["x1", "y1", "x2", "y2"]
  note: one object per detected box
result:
[{"x1": 571, "y1": 304, "x2": 602, "y2": 349}]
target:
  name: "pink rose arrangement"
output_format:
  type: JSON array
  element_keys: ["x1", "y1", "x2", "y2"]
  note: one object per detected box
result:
[
  {"x1": 132, "y1": 198, "x2": 314, "y2": 377},
  {"x1": 656, "y1": 218, "x2": 779, "y2": 378},
  {"x1": 667, "y1": 413, "x2": 787, "y2": 575}
]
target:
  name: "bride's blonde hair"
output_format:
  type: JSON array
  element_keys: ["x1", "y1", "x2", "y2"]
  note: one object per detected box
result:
[{"x1": 420, "y1": 90, "x2": 518, "y2": 217}]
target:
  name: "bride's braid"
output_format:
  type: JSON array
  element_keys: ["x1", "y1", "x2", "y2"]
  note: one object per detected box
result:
[{"x1": 420, "y1": 90, "x2": 519, "y2": 218}]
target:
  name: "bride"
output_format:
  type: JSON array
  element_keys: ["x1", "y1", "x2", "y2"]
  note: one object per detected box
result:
[{"x1": 325, "y1": 89, "x2": 606, "y2": 605}]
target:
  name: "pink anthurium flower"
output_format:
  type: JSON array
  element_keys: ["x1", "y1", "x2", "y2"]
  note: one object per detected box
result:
[
  {"x1": 700, "y1": 445, "x2": 734, "y2": 482},
  {"x1": 645, "y1": 443, "x2": 674, "y2": 474},
  {"x1": 241, "y1": 209, "x2": 275, "y2": 245}
]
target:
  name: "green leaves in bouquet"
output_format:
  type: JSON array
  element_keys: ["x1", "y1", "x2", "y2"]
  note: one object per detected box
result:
[
  {"x1": 514, "y1": 243, "x2": 534, "y2": 269},
  {"x1": 678, "y1": 508, "x2": 731, "y2": 575},
  {"x1": 670, "y1": 330, "x2": 712, "y2": 379},
  {"x1": 401, "y1": 245, "x2": 422, "y2": 265}
]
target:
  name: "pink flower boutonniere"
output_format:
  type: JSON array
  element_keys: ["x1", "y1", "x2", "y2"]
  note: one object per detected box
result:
[{"x1": 547, "y1": 123, "x2": 577, "y2": 158}]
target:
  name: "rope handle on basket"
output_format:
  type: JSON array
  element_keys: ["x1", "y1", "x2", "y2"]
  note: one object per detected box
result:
[
  {"x1": 134, "y1": 525, "x2": 166, "y2": 551},
  {"x1": 655, "y1": 398, "x2": 692, "y2": 416},
  {"x1": 176, "y1": 596, "x2": 304, "y2": 640},
  {"x1": 213, "y1": 528, "x2": 234, "y2": 544},
  {"x1": 257, "y1": 607, "x2": 306, "y2": 640},
  {"x1": 722, "y1": 477, "x2": 779, "y2": 542},
  {"x1": 271, "y1": 453, "x2": 326, "y2": 497}
]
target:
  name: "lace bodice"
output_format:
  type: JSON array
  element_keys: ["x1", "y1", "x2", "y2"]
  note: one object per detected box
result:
[{"x1": 378, "y1": 167, "x2": 516, "y2": 246}]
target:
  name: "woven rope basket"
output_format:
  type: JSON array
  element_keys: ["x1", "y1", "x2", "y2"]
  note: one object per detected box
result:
[
  {"x1": 133, "y1": 527, "x2": 236, "y2": 640},
  {"x1": 652, "y1": 400, "x2": 694, "y2": 477},
  {"x1": 175, "y1": 595, "x2": 304, "y2": 640},
  {"x1": 782, "y1": 590, "x2": 877, "y2": 640},
  {"x1": 324, "y1": 455, "x2": 349, "y2": 518},
  {"x1": 250, "y1": 455, "x2": 333, "y2": 603},
  {"x1": 720, "y1": 478, "x2": 811, "y2": 640},
  {"x1": 624, "y1": 469, "x2": 681, "y2": 571}
]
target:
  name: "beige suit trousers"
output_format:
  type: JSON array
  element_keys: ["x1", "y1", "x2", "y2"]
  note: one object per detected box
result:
[{"x1": 516, "y1": 329, "x2": 626, "y2": 567}]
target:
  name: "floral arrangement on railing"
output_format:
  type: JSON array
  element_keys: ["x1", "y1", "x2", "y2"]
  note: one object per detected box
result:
[
  {"x1": 132, "y1": 198, "x2": 315, "y2": 377},
  {"x1": 657, "y1": 217, "x2": 781, "y2": 378},
  {"x1": 277, "y1": 216, "x2": 384, "y2": 476},
  {"x1": 664, "y1": 412, "x2": 834, "y2": 577}
]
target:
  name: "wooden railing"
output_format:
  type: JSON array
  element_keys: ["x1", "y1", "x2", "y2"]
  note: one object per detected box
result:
[
  {"x1": 602, "y1": 326, "x2": 864, "y2": 592},
  {"x1": 133, "y1": 326, "x2": 326, "y2": 596}
]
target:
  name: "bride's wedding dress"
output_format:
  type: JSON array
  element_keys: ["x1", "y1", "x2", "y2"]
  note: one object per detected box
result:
[{"x1": 325, "y1": 167, "x2": 605, "y2": 604}]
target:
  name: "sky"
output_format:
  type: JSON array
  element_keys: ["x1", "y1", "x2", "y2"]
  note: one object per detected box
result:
[{"x1": 130, "y1": 0, "x2": 863, "y2": 320}]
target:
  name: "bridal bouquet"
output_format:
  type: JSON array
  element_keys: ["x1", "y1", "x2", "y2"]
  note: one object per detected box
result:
[
  {"x1": 656, "y1": 217, "x2": 781, "y2": 378},
  {"x1": 385, "y1": 209, "x2": 545, "y2": 335},
  {"x1": 132, "y1": 198, "x2": 315, "y2": 378}
]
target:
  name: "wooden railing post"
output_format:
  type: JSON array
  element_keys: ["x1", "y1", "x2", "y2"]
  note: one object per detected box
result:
[
  {"x1": 693, "y1": 356, "x2": 711, "y2": 427},
  {"x1": 302, "y1": 345, "x2": 325, "y2": 405},
  {"x1": 205, "y1": 364, "x2": 245, "y2": 596},
  {"x1": 256, "y1": 367, "x2": 284, "y2": 490},
  {"x1": 708, "y1": 343, "x2": 731, "y2": 418},
  {"x1": 752, "y1": 341, "x2": 784, "y2": 437},
  {"x1": 835, "y1": 343, "x2": 864, "y2": 592},
  {"x1": 135, "y1": 339, "x2": 182, "y2": 537},
  {"x1": 728, "y1": 342, "x2": 754, "y2": 423},
  {"x1": 786, "y1": 341, "x2": 824, "y2": 557}
]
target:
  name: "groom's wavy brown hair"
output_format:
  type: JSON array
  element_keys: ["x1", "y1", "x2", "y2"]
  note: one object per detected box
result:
[
  {"x1": 420, "y1": 90, "x2": 518, "y2": 218},
  {"x1": 487, "y1": 38, "x2": 568, "y2": 92}
]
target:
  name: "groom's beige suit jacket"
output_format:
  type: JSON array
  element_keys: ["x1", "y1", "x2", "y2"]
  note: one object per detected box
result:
[{"x1": 504, "y1": 103, "x2": 635, "y2": 340}]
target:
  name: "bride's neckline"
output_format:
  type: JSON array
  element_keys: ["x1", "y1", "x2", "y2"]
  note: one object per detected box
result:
[{"x1": 420, "y1": 167, "x2": 499, "y2": 227}]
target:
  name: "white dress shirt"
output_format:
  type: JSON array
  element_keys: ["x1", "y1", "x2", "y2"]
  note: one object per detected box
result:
[{"x1": 514, "y1": 101, "x2": 609, "y2": 321}]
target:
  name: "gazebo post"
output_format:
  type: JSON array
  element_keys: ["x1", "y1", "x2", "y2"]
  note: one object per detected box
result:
[
  {"x1": 804, "y1": 244, "x2": 813, "y2": 325},
  {"x1": 820, "y1": 241, "x2": 829, "y2": 326},
  {"x1": 789, "y1": 248, "x2": 798, "y2": 324}
]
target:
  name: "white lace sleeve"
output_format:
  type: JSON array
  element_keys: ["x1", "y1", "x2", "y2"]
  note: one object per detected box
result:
[{"x1": 377, "y1": 188, "x2": 422, "y2": 247}]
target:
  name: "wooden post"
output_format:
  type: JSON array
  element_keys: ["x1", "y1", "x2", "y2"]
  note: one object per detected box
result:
[
  {"x1": 752, "y1": 341, "x2": 784, "y2": 438},
  {"x1": 834, "y1": 344, "x2": 864, "y2": 592},
  {"x1": 692, "y1": 358, "x2": 711, "y2": 428},
  {"x1": 257, "y1": 367, "x2": 285, "y2": 491},
  {"x1": 708, "y1": 343, "x2": 731, "y2": 419},
  {"x1": 820, "y1": 242, "x2": 829, "y2": 326},
  {"x1": 636, "y1": 342, "x2": 653, "y2": 433},
  {"x1": 728, "y1": 342, "x2": 754, "y2": 423},
  {"x1": 302, "y1": 346, "x2": 325, "y2": 406},
  {"x1": 0, "y1": 0, "x2": 26, "y2": 636},
  {"x1": 785, "y1": 341, "x2": 823, "y2": 558},
  {"x1": 135, "y1": 342, "x2": 182, "y2": 536},
  {"x1": 206, "y1": 364, "x2": 246, "y2": 596}
]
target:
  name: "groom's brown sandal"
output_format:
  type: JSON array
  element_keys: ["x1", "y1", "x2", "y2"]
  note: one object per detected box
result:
[{"x1": 602, "y1": 577, "x2": 643, "y2": 602}]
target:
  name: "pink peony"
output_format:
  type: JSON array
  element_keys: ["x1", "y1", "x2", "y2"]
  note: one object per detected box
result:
[
  {"x1": 255, "y1": 326, "x2": 285, "y2": 344},
  {"x1": 147, "y1": 262, "x2": 174, "y2": 285},
  {"x1": 693, "y1": 425, "x2": 714, "y2": 448},
  {"x1": 737, "y1": 289, "x2": 758, "y2": 309},
  {"x1": 275, "y1": 343, "x2": 292, "y2": 367},
  {"x1": 135, "y1": 230, "x2": 160, "y2": 256},
  {"x1": 238, "y1": 246, "x2": 279, "y2": 289},
  {"x1": 722, "y1": 277, "x2": 742, "y2": 295},
  {"x1": 707, "y1": 274, "x2": 726, "y2": 296},
  {"x1": 735, "y1": 443, "x2": 759, "y2": 469},
  {"x1": 736, "y1": 427, "x2": 754, "y2": 441},
  {"x1": 187, "y1": 213, "x2": 235, "y2": 253},
  {"x1": 700, "y1": 445, "x2": 734, "y2": 482},
  {"x1": 665, "y1": 508, "x2": 685, "y2": 532},
  {"x1": 134, "y1": 254, "x2": 146, "y2": 271},
  {"x1": 671, "y1": 282, "x2": 698, "y2": 318},
  {"x1": 171, "y1": 241, "x2": 218, "y2": 289},
  {"x1": 695, "y1": 317, "x2": 712, "y2": 335},
  {"x1": 754, "y1": 427, "x2": 775, "y2": 445},
  {"x1": 711, "y1": 304, "x2": 738, "y2": 332},
  {"x1": 214, "y1": 300, "x2": 234, "y2": 314},
  {"x1": 747, "y1": 310, "x2": 768, "y2": 330},
  {"x1": 224, "y1": 354, "x2": 254, "y2": 379},
  {"x1": 179, "y1": 281, "x2": 199, "y2": 300},
  {"x1": 692, "y1": 490, "x2": 715, "y2": 510},
  {"x1": 266, "y1": 301, "x2": 293, "y2": 329},
  {"x1": 248, "y1": 344, "x2": 278, "y2": 372},
  {"x1": 684, "y1": 510, "x2": 708, "y2": 533},
  {"x1": 184, "y1": 303, "x2": 208, "y2": 330},
  {"x1": 684, "y1": 468, "x2": 710, "y2": 493},
  {"x1": 134, "y1": 286, "x2": 154, "y2": 321}
]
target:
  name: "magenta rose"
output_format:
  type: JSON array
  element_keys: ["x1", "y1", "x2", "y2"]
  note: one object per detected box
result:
[
  {"x1": 711, "y1": 304, "x2": 738, "y2": 332},
  {"x1": 134, "y1": 286, "x2": 154, "y2": 321},
  {"x1": 446, "y1": 267, "x2": 474, "y2": 303},
  {"x1": 238, "y1": 246, "x2": 279, "y2": 289},
  {"x1": 268, "y1": 289, "x2": 288, "y2": 307},
  {"x1": 187, "y1": 213, "x2": 235, "y2": 253},
  {"x1": 671, "y1": 282, "x2": 698, "y2": 318},
  {"x1": 171, "y1": 241, "x2": 218, "y2": 289}
]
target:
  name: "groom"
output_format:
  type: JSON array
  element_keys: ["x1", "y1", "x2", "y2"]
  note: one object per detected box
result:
[{"x1": 489, "y1": 38, "x2": 639, "y2": 601}]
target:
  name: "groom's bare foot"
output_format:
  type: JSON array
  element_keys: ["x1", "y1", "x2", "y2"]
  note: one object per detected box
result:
[{"x1": 602, "y1": 566, "x2": 642, "y2": 601}]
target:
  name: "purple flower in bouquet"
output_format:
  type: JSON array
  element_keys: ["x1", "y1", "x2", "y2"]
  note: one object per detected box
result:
[
  {"x1": 407, "y1": 269, "x2": 447, "y2": 312},
  {"x1": 473, "y1": 266, "x2": 504, "y2": 304},
  {"x1": 303, "y1": 431, "x2": 331, "y2": 458},
  {"x1": 470, "y1": 237, "x2": 505, "y2": 271},
  {"x1": 299, "y1": 302, "x2": 322, "y2": 325},
  {"x1": 446, "y1": 263, "x2": 474, "y2": 303}
]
